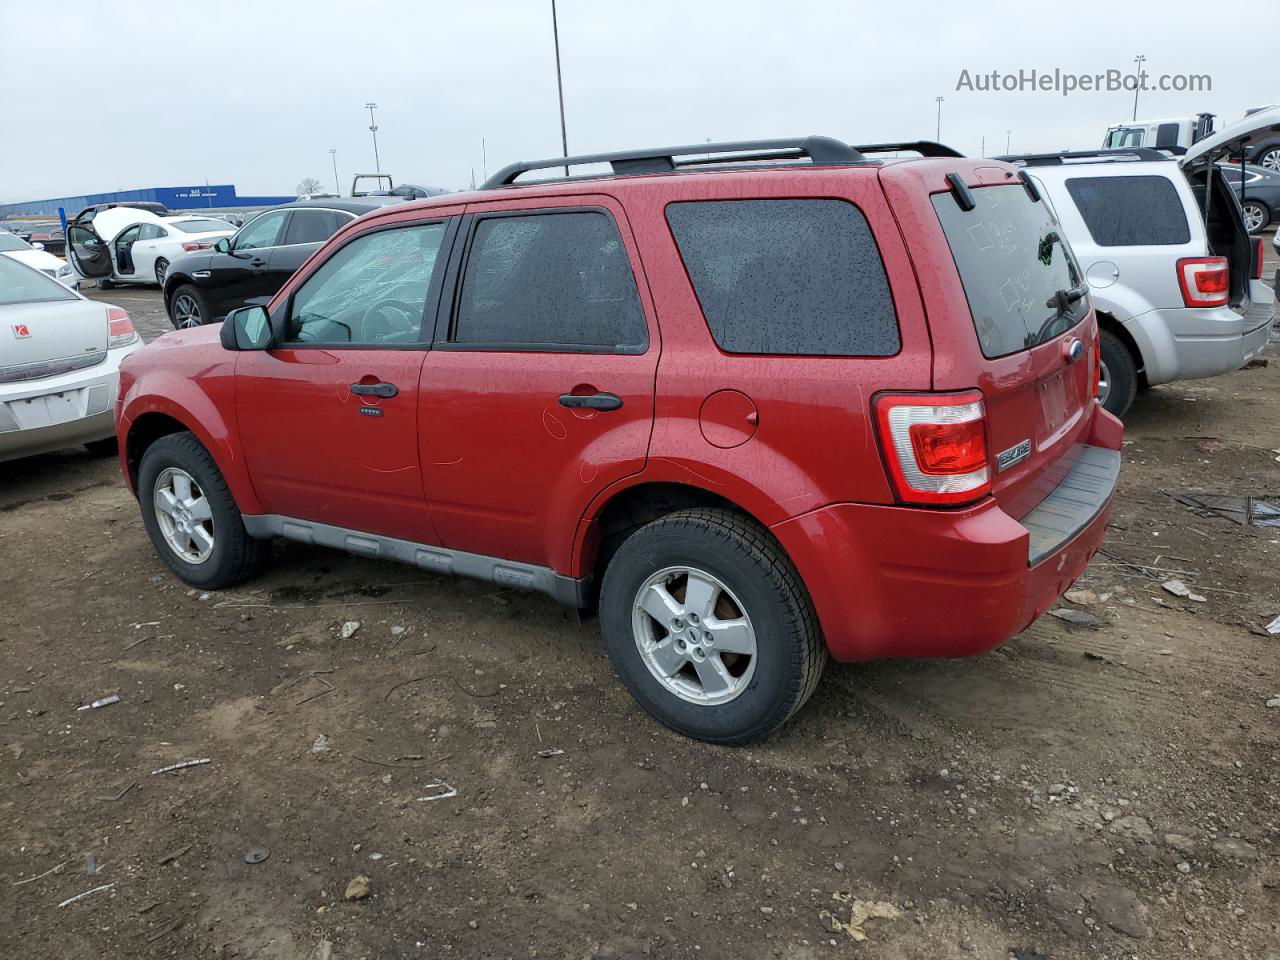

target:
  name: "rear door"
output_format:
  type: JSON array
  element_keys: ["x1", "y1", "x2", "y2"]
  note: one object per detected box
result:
[
  {"x1": 417, "y1": 197, "x2": 658, "y2": 569},
  {"x1": 929, "y1": 181, "x2": 1097, "y2": 518}
]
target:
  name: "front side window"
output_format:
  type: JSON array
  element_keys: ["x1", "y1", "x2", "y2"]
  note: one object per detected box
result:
[
  {"x1": 286, "y1": 222, "x2": 447, "y2": 346},
  {"x1": 234, "y1": 211, "x2": 288, "y2": 250},
  {"x1": 666, "y1": 199, "x2": 899, "y2": 356},
  {"x1": 452, "y1": 211, "x2": 647, "y2": 352},
  {"x1": 1065, "y1": 175, "x2": 1191, "y2": 246},
  {"x1": 933, "y1": 184, "x2": 1085, "y2": 358}
]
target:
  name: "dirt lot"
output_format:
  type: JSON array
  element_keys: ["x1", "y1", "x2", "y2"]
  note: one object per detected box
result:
[{"x1": 2, "y1": 264, "x2": 1279, "y2": 960}]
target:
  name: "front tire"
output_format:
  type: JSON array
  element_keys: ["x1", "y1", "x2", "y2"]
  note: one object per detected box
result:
[
  {"x1": 599, "y1": 508, "x2": 825, "y2": 744},
  {"x1": 168, "y1": 284, "x2": 209, "y2": 330},
  {"x1": 138, "y1": 432, "x2": 266, "y2": 589},
  {"x1": 1098, "y1": 329, "x2": 1138, "y2": 418}
]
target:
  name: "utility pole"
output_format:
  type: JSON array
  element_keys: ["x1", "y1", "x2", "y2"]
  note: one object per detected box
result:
[
  {"x1": 365, "y1": 102, "x2": 381, "y2": 173},
  {"x1": 1131, "y1": 55, "x2": 1146, "y2": 121},
  {"x1": 329, "y1": 149, "x2": 339, "y2": 195},
  {"x1": 935, "y1": 96, "x2": 944, "y2": 142},
  {"x1": 551, "y1": 0, "x2": 569, "y2": 175},
  {"x1": 482, "y1": 137, "x2": 488, "y2": 182},
  {"x1": 980, "y1": 135, "x2": 985, "y2": 158},
  {"x1": 1006, "y1": 129, "x2": 1011, "y2": 153}
]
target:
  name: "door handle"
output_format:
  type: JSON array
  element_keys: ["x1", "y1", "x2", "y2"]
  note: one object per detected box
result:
[
  {"x1": 351, "y1": 382, "x2": 398, "y2": 398},
  {"x1": 558, "y1": 391, "x2": 622, "y2": 411}
]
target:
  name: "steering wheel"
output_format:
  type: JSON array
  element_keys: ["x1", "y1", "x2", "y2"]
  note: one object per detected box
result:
[{"x1": 359, "y1": 300, "x2": 420, "y2": 341}]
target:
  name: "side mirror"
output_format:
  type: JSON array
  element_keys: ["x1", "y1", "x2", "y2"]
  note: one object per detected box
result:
[
  {"x1": 220, "y1": 306, "x2": 274, "y2": 351},
  {"x1": 214, "y1": 237, "x2": 232, "y2": 254},
  {"x1": 31, "y1": 241, "x2": 45, "y2": 251}
]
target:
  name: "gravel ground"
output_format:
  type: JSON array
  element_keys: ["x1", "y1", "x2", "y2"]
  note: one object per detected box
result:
[{"x1": 0, "y1": 251, "x2": 1277, "y2": 960}]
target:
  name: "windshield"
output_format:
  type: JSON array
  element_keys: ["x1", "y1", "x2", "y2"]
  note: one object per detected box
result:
[
  {"x1": 0, "y1": 232, "x2": 31, "y2": 252},
  {"x1": 0, "y1": 256, "x2": 77, "y2": 304},
  {"x1": 932, "y1": 183, "x2": 1085, "y2": 358},
  {"x1": 171, "y1": 218, "x2": 233, "y2": 233}
]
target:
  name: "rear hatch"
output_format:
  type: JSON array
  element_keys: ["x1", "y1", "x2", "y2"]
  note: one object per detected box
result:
[
  {"x1": 0, "y1": 262, "x2": 107, "y2": 384},
  {"x1": 930, "y1": 178, "x2": 1097, "y2": 519}
]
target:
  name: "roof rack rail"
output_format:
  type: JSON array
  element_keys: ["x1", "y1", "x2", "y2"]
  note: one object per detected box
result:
[
  {"x1": 996, "y1": 148, "x2": 1172, "y2": 166},
  {"x1": 851, "y1": 141, "x2": 964, "y2": 158},
  {"x1": 481, "y1": 136, "x2": 867, "y2": 189}
]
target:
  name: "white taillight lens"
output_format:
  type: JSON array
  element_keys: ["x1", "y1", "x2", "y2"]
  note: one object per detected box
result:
[
  {"x1": 1176, "y1": 257, "x2": 1230, "y2": 307},
  {"x1": 874, "y1": 391, "x2": 991, "y2": 506},
  {"x1": 108, "y1": 306, "x2": 137, "y2": 349}
]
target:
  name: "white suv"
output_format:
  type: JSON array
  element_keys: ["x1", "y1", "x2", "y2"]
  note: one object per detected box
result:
[{"x1": 1003, "y1": 109, "x2": 1277, "y2": 416}]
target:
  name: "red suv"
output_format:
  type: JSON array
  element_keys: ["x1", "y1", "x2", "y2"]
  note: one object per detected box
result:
[{"x1": 116, "y1": 136, "x2": 1122, "y2": 744}]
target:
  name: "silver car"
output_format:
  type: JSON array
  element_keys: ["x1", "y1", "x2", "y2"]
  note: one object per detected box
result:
[{"x1": 0, "y1": 256, "x2": 142, "y2": 462}]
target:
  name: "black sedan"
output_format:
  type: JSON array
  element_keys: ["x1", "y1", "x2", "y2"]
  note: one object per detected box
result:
[
  {"x1": 1219, "y1": 163, "x2": 1280, "y2": 233},
  {"x1": 160, "y1": 197, "x2": 403, "y2": 328}
]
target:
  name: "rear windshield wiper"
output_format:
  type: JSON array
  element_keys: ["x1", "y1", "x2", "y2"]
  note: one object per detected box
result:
[{"x1": 1028, "y1": 284, "x2": 1088, "y2": 348}]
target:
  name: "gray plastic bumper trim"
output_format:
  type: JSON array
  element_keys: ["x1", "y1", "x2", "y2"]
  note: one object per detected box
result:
[
  {"x1": 241, "y1": 514, "x2": 592, "y2": 607},
  {"x1": 1022, "y1": 445, "x2": 1121, "y2": 567}
]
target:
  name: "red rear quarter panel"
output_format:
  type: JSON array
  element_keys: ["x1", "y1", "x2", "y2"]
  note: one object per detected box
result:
[{"x1": 115, "y1": 327, "x2": 258, "y2": 512}]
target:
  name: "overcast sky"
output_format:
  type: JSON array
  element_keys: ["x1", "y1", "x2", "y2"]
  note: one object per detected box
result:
[{"x1": 0, "y1": 1, "x2": 1267, "y2": 202}]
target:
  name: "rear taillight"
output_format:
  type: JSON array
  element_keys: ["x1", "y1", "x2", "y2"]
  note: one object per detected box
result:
[
  {"x1": 1252, "y1": 237, "x2": 1265, "y2": 280},
  {"x1": 107, "y1": 306, "x2": 137, "y2": 349},
  {"x1": 181, "y1": 241, "x2": 212, "y2": 252},
  {"x1": 874, "y1": 391, "x2": 990, "y2": 506},
  {"x1": 1176, "y1": 256, "x2": 1229, "y2": 307}
]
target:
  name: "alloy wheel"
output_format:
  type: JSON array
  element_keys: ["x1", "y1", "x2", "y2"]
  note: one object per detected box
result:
[
  {"x1": 1242, "y1": 202, "x2": 1266, "y2": 233},
  {"x1": 172, "y1": 294, "x2": 201, "y2": 329},
  {"x1": 155, "y1": 260, "x2": 168, "y2": 285},
  {"x1": 153, "y1": 467, "x2": 215, "y2": 564},
  {"x1": 1259, "y1": 148, "x2": 1280, "y2": 173},
  {"x1": 631, "y1": 566, "x2": 757, "y2": 706}
]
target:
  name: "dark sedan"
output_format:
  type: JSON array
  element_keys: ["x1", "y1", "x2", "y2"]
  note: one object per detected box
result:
[
  {"x1": 1220, "y1": 163, "x2": 1280, "y2": 233},
  {"x1": 159, "y1": 197, "x2": 403, "y2": 328}
]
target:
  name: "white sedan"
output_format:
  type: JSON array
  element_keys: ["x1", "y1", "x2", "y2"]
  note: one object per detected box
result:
[
  {"x1": 0, "y1": 230, "x2": 67, "y2": 282},
  {"x1": 0, "y1": 256, "x2": 143, "y2": 462},
  {"x1": 66, "y1": 208, "x2": 235, "y2": 288}
]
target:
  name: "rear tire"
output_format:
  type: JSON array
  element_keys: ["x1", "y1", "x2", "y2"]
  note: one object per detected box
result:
[
  {"x1": 97, "y1": 277, "x2": 115, "y2": 290},
  {"x1": 168, "y1": 284, "x2": 209, "y2": 329},
  {"x1": 1099, "y1": 329, "x2": 1138, "y2": 418},
  {"x1": 154, "y1": 258, "x2": 169, "y2": 286},
  {"x1": 1241, "y1": 200, "x2": 1270, "y2": 234},
  {"x1": 138, "y1": 431, "x2": 266, "y2": 589},
  {"x1": 599, "y1": 508, "x2": 826, "y2": 745}
]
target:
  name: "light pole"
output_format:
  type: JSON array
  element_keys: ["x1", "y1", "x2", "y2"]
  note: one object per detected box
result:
[
  {"x1": 1131, "y1": 55, "x2": 1146, "y2": 121},
  {"x1": 1006, "y1": 129, "x2": 1011, "y2": 153},
  {"x1": 329, "y1": 149, "x2": 339, "y2": 196},
  {"x1": 935, "y1": 96, "x2": 944, "y2": 142},
  {"x1": 551, "y1": 0, "x2": 569, "y2": 175},
  {"x1": 365, "y1": 101, "x2": 381, "y2": 173}
]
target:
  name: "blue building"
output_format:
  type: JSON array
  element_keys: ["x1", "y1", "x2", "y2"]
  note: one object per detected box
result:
[{"x1": 0, "y1": 184, "x2": 296, "y2": 217}]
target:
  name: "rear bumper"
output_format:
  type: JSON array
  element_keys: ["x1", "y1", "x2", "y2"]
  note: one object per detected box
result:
[
  {"x1": 1130, "y1": 291, "x2": 1274, "y2": 386},
  {"x1": 0, "y1": 341, "x2": 140, "y2": 463},
  {"x1": 772, "y1": 403, "x2": 1123, "y2": 662}
]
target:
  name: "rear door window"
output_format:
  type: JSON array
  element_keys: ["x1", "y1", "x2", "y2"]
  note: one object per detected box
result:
[
  {"x1": 1064, "y1": 175, "x2": 1191, "y2": 246},
  {"x1": 284, "y1": 210, "x2": 348, "y2": 245},
  {"x1": 665, "y1": 199, "x2": 899, "y2": 356},
  {"x1": 451, "y1": 210, "x2": 647, "y2": 352},
  {"x1": 932, "y1": 184, "x2": 1085, "y2": 359}
]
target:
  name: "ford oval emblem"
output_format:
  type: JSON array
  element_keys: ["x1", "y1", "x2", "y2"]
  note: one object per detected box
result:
[{"x1": 1065, "y1": 338, "x2": 1084, "y2": 362}]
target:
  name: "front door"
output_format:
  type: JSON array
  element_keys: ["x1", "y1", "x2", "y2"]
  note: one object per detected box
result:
[
  {"x1": 65, "y1": 222, "x2": 113, "y2": 280},
  {"x1": 418, "y1": 199, "x2": 659, "y2": 571},
  {"x1": 216, "y1": 209, "x2": 291, "y2": 311},
  {"x1": 235, "y1": 217, "x2": 454, "y2": 543}
]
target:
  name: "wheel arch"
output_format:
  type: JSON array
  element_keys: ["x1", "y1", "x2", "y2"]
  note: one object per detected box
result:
[
  {"x1": 572, "y1": 480, "x2": 787, "y2": 603},
  {"x1": 1095, "y1": 309, "x2": 1148, "y2": 389}
]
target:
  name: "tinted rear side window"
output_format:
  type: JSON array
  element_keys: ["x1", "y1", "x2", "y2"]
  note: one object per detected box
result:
[
  {"x1": 453, "y1": 211, "x2": 647, "y2": 352},
  {"x1": 1065, "y1": 175, "x2": 1190, "y2": 246},
  {"x1": 665, "y1": 199, "x2": 899, "y2": 356},
  {"x1": 285, "y1": 210, "x2": 347, "y2": 245},
  {"x1": 932, "y1": 184, "x2": 1084, "y2": 359}
]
